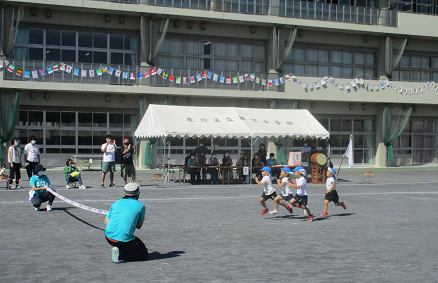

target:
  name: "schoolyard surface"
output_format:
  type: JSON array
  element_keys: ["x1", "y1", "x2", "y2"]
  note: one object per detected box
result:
[{"x1": 1, "y1": 168, "x2": 438, "y2": 283}]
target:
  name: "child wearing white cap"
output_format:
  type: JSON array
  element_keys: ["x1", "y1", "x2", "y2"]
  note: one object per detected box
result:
[
  {"x1": 287, "y1": 166, "x2": 314, "y2": 222},
  {"x1": 270, "y1": 167, "x2": 294, "y2": 215},
  {"x1": 320, "y1": 167, "x2": 347, "y2": 216},
  {"x1": 255, "y1": 167, "x2": 277, "y2": 215}
]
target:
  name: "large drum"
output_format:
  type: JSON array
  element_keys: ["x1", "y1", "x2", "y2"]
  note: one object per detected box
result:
[{"x1": 311, "y1": 153, "x2": 327, "y2": 166}]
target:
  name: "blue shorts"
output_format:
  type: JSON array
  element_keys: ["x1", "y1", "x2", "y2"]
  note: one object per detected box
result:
[{"x1": 280, "y1": 193, "x2": 294, "y2": 202}]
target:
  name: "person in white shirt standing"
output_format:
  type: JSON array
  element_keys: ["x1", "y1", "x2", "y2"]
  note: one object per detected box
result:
[
  {"x1": 101, "y1": 134, "x2": 117, "y2": 188},
  {"x1": 24, "y1": 135, "x2": 40, "y2": 180},
  {"x1": 270, "y1": 167, "x2": 294, "y2": 215},
  {"x1": 287, "y1": 166, "x2": 314, "y2": 222},
  {"x1": 7, "y1": 138, "x2": 23, "y2": 189},
  {"x1": 320, "y1": 167, "x2": 347, "y2": 217},
  {"x1": 255, "y1": 167, "x2": 277, "y2": 215}
]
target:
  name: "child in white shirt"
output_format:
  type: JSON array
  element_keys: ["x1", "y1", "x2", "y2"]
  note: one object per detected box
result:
[
  {"x1": 287, "y1": 166, "x2": 314, "y2": 222},
  {"x1": 320, "y1": 167, "x2": 347, "y2": 216},
  {"x1": 255, "y1": 167, "x2": 277, "y2": 215},
  {"x1": 270, "y1": 167, "x2": 294, "y2": 215}
]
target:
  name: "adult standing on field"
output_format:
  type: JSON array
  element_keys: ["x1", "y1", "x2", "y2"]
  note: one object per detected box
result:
[
  {"x1": 24, "y1": 135, "x2": 40, "y2": 180},
  {"x1": 121, "y1": 138, "x2": 136, "y2": 185},
  {"x1": 101, "y1": 134, "x2": 117, "y2": 188}
]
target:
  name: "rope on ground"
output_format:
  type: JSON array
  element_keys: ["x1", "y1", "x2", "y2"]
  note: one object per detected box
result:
[{"x1": 46, "y1": 187, "x2": 108, "y2": 215}]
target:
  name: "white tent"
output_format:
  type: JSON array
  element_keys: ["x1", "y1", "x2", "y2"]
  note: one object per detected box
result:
[{"x1": 135, "y1": 104, "x2": 329, "y2": 139}]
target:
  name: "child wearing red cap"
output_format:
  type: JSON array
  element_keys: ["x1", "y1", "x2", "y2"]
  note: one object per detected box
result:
[{"x1": 255, "y1": 167, "x2": 277, "y2": 215}]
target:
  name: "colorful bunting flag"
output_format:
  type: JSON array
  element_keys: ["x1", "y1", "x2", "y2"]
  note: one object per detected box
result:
[
  {"x1": 279, "y1": 77, "x2": 285, "y2": 84},
  {"x1": 196, "y1": 74, "x2": 202, "y2": 81},
  {"x1": 137, "y1": 72, "x2": 142, "y2": 79},
  {"x1": 24, "y1": 71, "x2": 30, "y2": 78},
  {"x1": 66, "y1": 65, "x2": 72, "y2": 74},
  {"x1": 213, "y1": 74, "x2": 218, "y2": 81},
  {"x1": 60, "y1": 63, "x2": 66, "y2": 71},
  {"x1": 239, "y1": 76, "x2": 244, "y2": 83},
  {"x1": 130, "y1": 73, "x2": 135, "y2": 80},
  {"x1": 123, "y1": 72, "x2": 128, "y2": 79},
  {"x1": 32, "y1": 71, "x2": 38, "y2": 79},
  {"x1": 39, "y1": 69, "x2": 46, "y2": 76},
  {"x1": 96, "y1": 69, "x2": 102, "y2": 76},
  {"x1": 262, "y1": 79, "x2": 266, "y2": 86},
  {"x1": 7, "y1": 64, "x2": 15, "y2": 73},
  {"x1": 201, "y1": 72, "x2": 207, "y2": 79},
  {"x1": 250, "y1": 74, "x2": 255, "y2": 81},
  {"x1": 89, "y1": 70, "x2": 95, "y2": 77},
  {"x1": 232, "y1": 77, "x2": 238, "y2": 84},
  {"x1": 169, "y1": 75, "x2": 175, "y2": 82},
  {"x1": 207, "y1": 71, "x2": 212, "y2": 79},
  {"x1": 115, "y1": 70, "x2": 121, "y2": 77},
  {"x1": 46, "y1": 66, "x2": 54, "y2": 74},
  {"x1": 144, "y1": 71, "x2": 150, "y2": 78},
  {"x1": 226, "y1": 77, "x2": 231, "y2": 84},
  {"x1": 220, "y1": 76, "x2": 225, "y2": 83},
  {"x1": 108, "y1": 67, "x2": 114, "y2": 75},
  {"x1": 176, "y1": 77, "x2": 181, "y2": 84},
  {"x1": 156, "y1": 68, "x2": 162, "y2": 75},
  {"x1": 274, "y1": 79, "x2": 279, "y2": 86},
  {"x1": 150, "y1": 68, "x2": 156, "y2": 75},
  {"x1": 190, "y1": 76, "x2": 196, "y2": 83},
  {"x1": 15, "y1": 69, "x2": 22, "y2": 76},
  {"x1": 74, "y1": 69, "x2": 79, "y2": 76},
  {"x1": 183, "y1": 77, "x2": 188, "y2": 84},
  {"x1": 52, "y1": 64, "x2": 59, "y2": 71},
  {"x1": 268, "y1": 80, "x2": 273, "y2": 86},
  {"x1": 81, "y1": 70, "x2": 87, "y2": 77}
]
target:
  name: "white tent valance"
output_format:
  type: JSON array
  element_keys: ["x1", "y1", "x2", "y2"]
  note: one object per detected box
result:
[{"x1": 134, "y1": 105, "x2": 329, "y2": 139}]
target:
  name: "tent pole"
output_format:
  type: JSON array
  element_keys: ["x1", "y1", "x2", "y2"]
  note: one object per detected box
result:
[
  {"x1": 250, "y1": 137, "x2": 253, "y2": 185},
  {"x1": 168, "y1": 139, "x2": 171, "y2": 184},
  {"x1": 162, "y1": 136, "x2": 166, "y2": 186}
]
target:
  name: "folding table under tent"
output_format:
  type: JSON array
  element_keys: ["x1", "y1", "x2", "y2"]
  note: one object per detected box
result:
[{"x1": 134, "y1": 104, "x2": 330, "y2": 185}]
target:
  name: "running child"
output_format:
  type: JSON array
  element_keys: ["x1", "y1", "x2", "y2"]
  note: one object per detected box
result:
[
  {"x1": 270, "y1": 167, "x2": 293, "y2": 215},
  {"x1": 320, "y1": 167, "x2": 347, "y2": 216},
  {"x1": 287, "y1": 166, "x2": 314, "y2": 222},
  {"x1": 255, "y1": 167, "x2": 277, "y2": 215}
]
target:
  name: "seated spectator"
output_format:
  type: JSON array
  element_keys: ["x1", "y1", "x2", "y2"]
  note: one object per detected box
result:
[
  {"x1": 310, "y1": 143, "x2": 318, "y2": 156},
  {"x1": 236, "y1": 151, "x2": 246, "y2": 181},
  {"x1": 64, "y1": 159, "x2": 86, "y2": 189},
  {"x1": 301, "y1": 142, "x2": 311, "y2": 153},
  {"x1": 258, "y1": 143, "x2": 267, "y2": 164},
  {"x1": 207, "y1": 152, "x2": 219, "y2": 184},
  {"x1": 252, "y1": 153, "x2": 264, "y2": 180},
  {"x1": 266, "y1": 153, "x2": 279, "y2": 166},
  {"x1": 187, "y1": 153, "x2": 201, "y2": 185}
]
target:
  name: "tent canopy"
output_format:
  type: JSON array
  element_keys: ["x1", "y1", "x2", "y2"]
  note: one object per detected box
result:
[{"x1": 134, "y1": 105, "x2": 329, "y2": 140}]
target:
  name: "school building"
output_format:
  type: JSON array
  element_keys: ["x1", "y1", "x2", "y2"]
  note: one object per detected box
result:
[{"x1": 1, "y1": 0, "x2": 438, "y2": 168}]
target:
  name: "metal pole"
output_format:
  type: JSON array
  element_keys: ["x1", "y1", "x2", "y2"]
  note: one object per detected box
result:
[
  {"x1": 167, "y1": 139, "x2": 171, "y2": 184},
  {"x1": 250, "y1": 137, "x2": 253, "y2": 185}
]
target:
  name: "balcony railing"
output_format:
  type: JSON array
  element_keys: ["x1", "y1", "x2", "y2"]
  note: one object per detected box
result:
[
  {"x1": 91, "y1": 0, "x2": 397, "y2": 27},
  {"x1": 2, "y1": 59, "x2": 285, "y2": 92}
]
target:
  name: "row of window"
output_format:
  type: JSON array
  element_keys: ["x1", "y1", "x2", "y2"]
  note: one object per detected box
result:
[
  {"x1": 15, "y1": 111, "x2": 137, "y2": 154},
  {"x1": 393, "y1": 120, "x2": 438, "y2": 164},
  {"x1": 393, "y1": 54, "x2": 438, "y2": 82},
  {"x1": 12, "y1": 28, "x2": 138, "y2": 65}
]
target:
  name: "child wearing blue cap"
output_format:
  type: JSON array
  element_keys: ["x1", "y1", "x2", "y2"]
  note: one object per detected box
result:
[
  {"x1": 270, "y1": 167, "x2": 293, "y2": 215},
  {"x1": 255, "y1": 166, "x2": 277, "y2": 215},
  {"x1": 320, "y1": 167, "x2": 347, "y2": 216},
  {"x1": 287, "y1": 166, "x2": 314, "y2": 222}
]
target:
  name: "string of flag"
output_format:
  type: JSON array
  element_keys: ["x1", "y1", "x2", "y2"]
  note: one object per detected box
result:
[
  {"x1": 1, "y1": 59, "x2": 436, "y2": 94},
  {"x1": 46, "y1": 187, "x2": 109, "y2": 215}
]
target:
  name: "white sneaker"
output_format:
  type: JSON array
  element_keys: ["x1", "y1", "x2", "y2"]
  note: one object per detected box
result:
[
  {"x1": 303, "y1": 209, "x2": 308, "y2": 216},
  {"x1": 34, "y1": 207, "x2": 39, "y2": 211},
  {"x1": 79, "y1": 185, "x2": 87, "y2": 189},
  {"x1": 269, "y1": 210, "x2": 279, "y2": 214},
  {"x1": 46, "y1": 205, "x2": 52, "y2": 211},
  {"x1": 66, "y1": 185, "x2": 71, "y2": 189},
  {"x1": 111, "y1": 247, "x2": 123, "y2": 263}
]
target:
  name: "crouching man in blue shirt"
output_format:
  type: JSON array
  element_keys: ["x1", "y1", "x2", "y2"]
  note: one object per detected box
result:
[{"x1": 104, "y1": 183, "x2": 148, "y2": 263}]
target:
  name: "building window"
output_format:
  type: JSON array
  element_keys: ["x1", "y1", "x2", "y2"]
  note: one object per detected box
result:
[
  {"x1": 393, "y1": 119, "x2": 436, "y2": 164},
  {"x1": 158, "y1": 36, "x2": 266, "y2": 73},
  {"x1": 392, "y1": 54, "x2": 438, "y2": 82},
  {"x1": 283, "y1": 45, "x2": 376, "y2": 79},
  {"x1": 12, "y1": 28, "x2": 138, "y2": 65},
  {"x1": 15, "y1": 110, "x2": 137, "y2": 155}
]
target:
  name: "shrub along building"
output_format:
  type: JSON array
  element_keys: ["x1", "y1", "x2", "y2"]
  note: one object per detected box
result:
[{"x1": 1, "y1": 0, "x2": 438, "y2": 168}]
